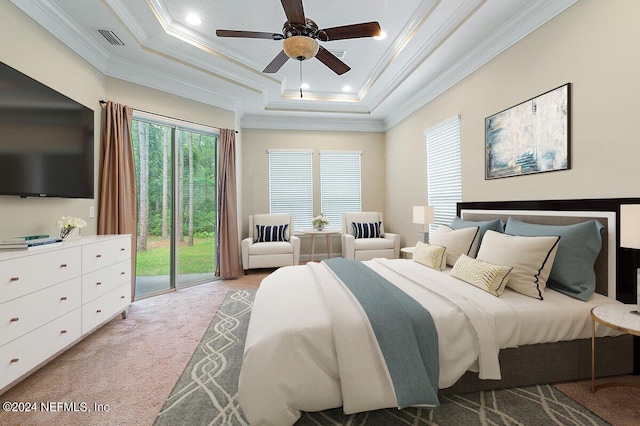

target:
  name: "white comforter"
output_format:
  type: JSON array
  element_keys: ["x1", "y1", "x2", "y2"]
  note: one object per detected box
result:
[{"x1": 237, "y1": 259, "x2": 621, "y2": 426}]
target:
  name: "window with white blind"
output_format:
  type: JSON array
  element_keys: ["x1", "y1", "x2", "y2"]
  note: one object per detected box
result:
[
  {"x1": 425, "y1": 116, "x2": 462, "y2": 234},
  {"x1": 320, "y1": 151, "x2": 362, "y2": 230},
  {"x1": 268, "y1": 150, "x2": 313, "y2": 231}
]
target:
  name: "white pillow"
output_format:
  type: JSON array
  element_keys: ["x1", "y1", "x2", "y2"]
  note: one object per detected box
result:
[
  {"x1": 429, "y1": 225, "x2": 479, "y2": 266},
  {"x1": 476, "y1": 230, "x2": 560, "y2": 300}
]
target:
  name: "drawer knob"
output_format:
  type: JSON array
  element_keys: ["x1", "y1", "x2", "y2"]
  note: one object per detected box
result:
[
  {"x1": 60, "y1": 330, "x2": 68, "y2": 334},
  {"x1": 96, "y1": 282, "x2": 102, "y2": 286},
  {"x1": 121, "y1": 248, "x2": 126, "y2": 251},
  {"x1": 121, "y1": 272, "x2": 126, "y2": 275},
  {"x1": 10, "y1": 358, "x2": 19, "y2": 363},
  {"x1": 96, "y1": 309, "x2": 102, "y2": 313},
  {"x1": 121, "y1": 296, "x2": 126, "y2": 299},
  {"x1": 10, "y1": 317, "x2": 19, "y2": 322},
  {"x1": 60, "y1": 296, "x2": 68, "y2": 301},
  {"x1": 96, "y1": 254, "x2": 102, "y2": 258},
  {"x1": 10, "y1": 277, "x2": 19, "y2": 282},
  {"x1": 60, "y1": 264, "x2": 68, "y2": 268}
]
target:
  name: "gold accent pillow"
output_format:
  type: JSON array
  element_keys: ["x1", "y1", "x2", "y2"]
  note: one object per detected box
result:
[
  {"x1": 412, "y1": 241, "x2": 447, "y2": 271},
  {"x1": 450, "y1": 254, "x2": 513, "y2": 297}
]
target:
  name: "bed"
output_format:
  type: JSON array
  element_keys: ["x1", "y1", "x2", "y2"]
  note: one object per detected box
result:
[{"x1": 237, "y1": 207, "x2": 634, "y2": 426}]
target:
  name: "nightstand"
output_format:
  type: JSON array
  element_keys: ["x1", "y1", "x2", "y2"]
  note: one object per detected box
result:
[
  {"x1": 400, "y1": 246, "x2": 415, "y2": 259},
  {"x1": 591, "y1": 303, "x2": 640, "y2": 393}
]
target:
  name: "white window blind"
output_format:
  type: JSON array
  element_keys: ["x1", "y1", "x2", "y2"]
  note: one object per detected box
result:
[
  {"x1": 320, "y1": 151, "x2": 362, "y2": 230},
  {"x1": 268, "y1": 150, "x2": 313, "y2": 231},
  {"x1": 425, "y1": 116, "x2": 462, "y2": 234}
]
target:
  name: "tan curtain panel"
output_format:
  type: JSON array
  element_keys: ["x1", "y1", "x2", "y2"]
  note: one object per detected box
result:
[
  {"x1": 98, "y1": 101, "x2": 138, "y2": 300},
  {"x1": 216, "y1": 129, "x2": 243, "y2": 278}
]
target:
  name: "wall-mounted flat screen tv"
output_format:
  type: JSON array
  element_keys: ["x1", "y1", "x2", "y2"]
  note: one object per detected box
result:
[{"x1": 0, "y1": 61, "x2": 94, "y2": 198}]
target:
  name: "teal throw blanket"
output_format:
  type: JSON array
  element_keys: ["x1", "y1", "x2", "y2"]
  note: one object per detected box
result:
[{"x1": 323, "y1": 257, "x2": 440, "y2": 408}]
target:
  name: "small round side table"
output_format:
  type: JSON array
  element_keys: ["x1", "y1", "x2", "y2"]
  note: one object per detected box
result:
[
  {"x1": 590, "y1": 303, "x2": 640, "y2": 393},
  {"x1": 299, "y1": 229, "x2": 341, "y2": 262}
]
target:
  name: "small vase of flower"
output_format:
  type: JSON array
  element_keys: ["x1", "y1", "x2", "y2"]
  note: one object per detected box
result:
[
  {"x1": 312, "y1": 214, "x2": 329, "y2": 231},
  {"x1": 57, "y1": 216, "x2": 87, "y2": 240}
]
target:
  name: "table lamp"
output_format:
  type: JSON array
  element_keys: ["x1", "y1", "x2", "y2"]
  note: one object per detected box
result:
[
  {"x1": 620, "y1": 204, "x2": 640, "y2": 315},
  {"x1": 413, "y1": 206, "x2": 434, "y2": 243}
]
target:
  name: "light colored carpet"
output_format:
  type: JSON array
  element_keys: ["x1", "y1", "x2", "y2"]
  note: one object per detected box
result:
[{"x1": 0, "y1": 271, "x2": 264, "y2": 426}]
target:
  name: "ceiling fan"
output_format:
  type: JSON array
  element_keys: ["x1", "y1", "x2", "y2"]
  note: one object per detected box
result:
[{"x1": 216, "y1": 0, "x2": 381, "y2": 76}]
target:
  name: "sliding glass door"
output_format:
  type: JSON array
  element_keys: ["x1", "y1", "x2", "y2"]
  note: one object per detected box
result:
[
  {"x1": 175, "y1": 129, "x2": 217, "y2": 287},
  {"x1": 132, "y1": 116, "x2": 217, "y2": 299}
]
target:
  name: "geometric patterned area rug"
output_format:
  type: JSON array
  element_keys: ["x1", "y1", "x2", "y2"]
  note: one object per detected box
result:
[
  {"x1": 154, "y1": 289, "x2": 255, "y2": 426},
  {"x1": 154, "y1": 289, "x2": 609, "y2": 426}
]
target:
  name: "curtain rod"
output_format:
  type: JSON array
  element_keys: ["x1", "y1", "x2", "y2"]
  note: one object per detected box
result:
[{"x1": 99, "y1": 100, "x2": 238, "y2": 133}]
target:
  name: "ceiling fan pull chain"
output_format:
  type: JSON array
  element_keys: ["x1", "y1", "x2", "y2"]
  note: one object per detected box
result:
[{"x1": 299, "y1": 60, "x2": 303, "y2": 98}]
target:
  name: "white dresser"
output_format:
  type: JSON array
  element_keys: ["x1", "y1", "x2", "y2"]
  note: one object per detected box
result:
[{"x1": 0, "y1": 234, "x2": 131, "y2": 393}]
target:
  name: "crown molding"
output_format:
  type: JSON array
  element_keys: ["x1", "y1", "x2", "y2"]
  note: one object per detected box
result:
[
  {"x1": 358, "y1": 0, "x2": 440, "y2": 100},
  {"x1": 146, "y1": 0, "x2": 279, "y2": 84},
  {"x1": 11, "y1": 0, "x2": 111, "y2": 71},
  {"x1": 383, "y1": 0, "x2": 578, "y2": 130},
  {"x1": 265, "y1": 100, "x2": 371, "y2": 114},
  {"x1": 103, "y1": 0, "x2": 148, "y2": 43},
  {"x1": 241, "y1": 114, "x2": 385, "y2": 133},
  {"x1": 105, "y1": 56, "x2": 239, "y2": 112},
  {"x1": 11, "y1": 0, "x2": 578, "y2": 134}
]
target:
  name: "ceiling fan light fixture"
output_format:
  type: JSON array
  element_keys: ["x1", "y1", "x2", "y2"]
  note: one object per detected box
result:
[{"x1": 283, "y1": 36, "x2": 319, "y2": 60}]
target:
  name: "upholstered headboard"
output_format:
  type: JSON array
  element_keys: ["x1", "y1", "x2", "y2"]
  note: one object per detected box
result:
[{"x1": 460, "y1": 209, "x2": 615, "y2": 298}]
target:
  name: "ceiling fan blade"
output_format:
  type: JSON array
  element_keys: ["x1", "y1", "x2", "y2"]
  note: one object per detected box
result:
[
  {"x1": 316, "y1": 46, "x2": 350, "y2": 75},
  {"x1": 319, "y1": 21, "x2": 381, "y2": 41},
  {"x1": 263, "y1": 50, "x2": 290, "y2": 73},
  {"x1": 280, "y1": 0, "x2": 305, "y2": 24},
  {"x1": 216, "y1": 30, "x2": 283, "y2": 40}
]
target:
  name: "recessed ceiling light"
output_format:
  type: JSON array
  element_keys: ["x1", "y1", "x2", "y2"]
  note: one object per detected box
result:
[
  {"x1": 185, "y1": 13, "x2": 201, "y2": 26},
  {"x1": 300, "y1": 83, "x2": 310, "y2": 90},
  {"x1": 342, "y1": 85, "x2": 352, "y2": 92},
  {"x1": 374, "y1": 30, "x2": 387, "y2": 40}
]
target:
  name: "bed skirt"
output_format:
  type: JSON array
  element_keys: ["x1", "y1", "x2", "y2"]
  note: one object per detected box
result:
[{"x1": 441, "y1": 335, "x2": 633, "y2": 394}]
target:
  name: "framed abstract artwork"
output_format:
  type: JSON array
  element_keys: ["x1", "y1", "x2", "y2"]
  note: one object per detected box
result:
[{"x1": 485, "y1": 83, "x2": 570, "y2": 179}]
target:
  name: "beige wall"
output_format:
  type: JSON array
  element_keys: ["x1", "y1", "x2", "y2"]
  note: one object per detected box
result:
[
  {"x1": 0, "y1": 2, "x2": 106, "y2": 239},
  {"x1": 385, "y1": 0, "x2": 640, "y2": 247},
  {"x1": 241, "y1": 128, "x2": 385, "y2": 255}
]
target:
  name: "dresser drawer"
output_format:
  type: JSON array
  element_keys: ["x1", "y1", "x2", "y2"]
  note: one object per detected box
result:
[
  {"x1": 81, "y1": 283, "x2": 129, "y2": 334},
  {"x1": 81, "y1": 259, "x2": 131, "y2": 304},
  {"x1": 0, "y1": 308, "x2": 81, "y2": 390},
  {"x1": 0, "y1": 278, "x2": 81, "y2": 347},
  {"x1": 82, "y1": 236, "x2": 131, "y2": 274},
  {"x1": 0, "y1": 247, "x2": 82, "y2": 305}
]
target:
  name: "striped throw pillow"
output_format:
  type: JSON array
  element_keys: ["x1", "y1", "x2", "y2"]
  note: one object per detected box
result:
[
  {"x1": 351, "y1": 221, "x2": 381, "y2": 239},
  {"x1": 413, "y1": 241, "x2": 447, "y2": 271},
  {"x1": 255, "y1": 224, "x2": 289, "y2": 242},
  {"x1": 450, "y1": 254, "x2": 512, "y2": 297}
]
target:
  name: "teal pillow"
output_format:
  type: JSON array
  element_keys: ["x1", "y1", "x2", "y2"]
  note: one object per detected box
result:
[
  {"x1": 504, "y1": 217, "x2": 604, "y2": 301},
  {"x1": 451, "y1": 217, "x2": 504, "y2": 256}
]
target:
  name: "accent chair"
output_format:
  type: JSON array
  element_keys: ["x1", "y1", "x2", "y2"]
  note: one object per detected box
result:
[
  {"x1": 242, "y1": 214, "x2": 300, "y2": 273},
  {"x1": 341, "y1": 211, "x2": 400, "y2": 261}
]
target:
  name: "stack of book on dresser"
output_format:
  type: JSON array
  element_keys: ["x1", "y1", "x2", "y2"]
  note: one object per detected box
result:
[{"x1": 0, "y1": 234, "x2": 63, "y2": 250}]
